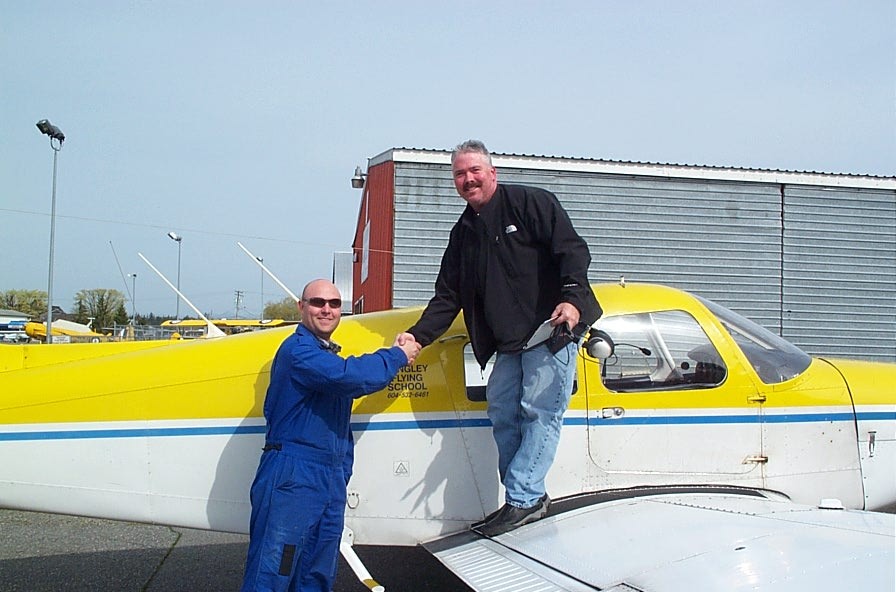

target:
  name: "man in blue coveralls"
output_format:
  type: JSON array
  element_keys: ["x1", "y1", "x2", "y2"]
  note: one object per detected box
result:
[{"x1": 241, "y1": 279, "x2": 419, "y2": 592}]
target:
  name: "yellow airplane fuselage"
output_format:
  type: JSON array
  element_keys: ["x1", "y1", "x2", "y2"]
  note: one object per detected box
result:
[{"x1": 0, "y1": 283, "x2": 893, "y2": 544}]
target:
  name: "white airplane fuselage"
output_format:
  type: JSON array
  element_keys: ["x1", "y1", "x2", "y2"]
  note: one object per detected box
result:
[{"x1": 1, "y1": 284, "x2": 894, "y2": 546}]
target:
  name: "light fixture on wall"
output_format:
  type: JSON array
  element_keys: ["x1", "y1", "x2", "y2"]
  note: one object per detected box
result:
[{"x1": 350, "y1": 166, "x2": 367, "y2": 189}]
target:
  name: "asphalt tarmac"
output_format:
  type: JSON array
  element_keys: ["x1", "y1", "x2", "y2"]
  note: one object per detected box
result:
[{"x1": 0, "y1": 509, "x2": 471, "y2": 592}]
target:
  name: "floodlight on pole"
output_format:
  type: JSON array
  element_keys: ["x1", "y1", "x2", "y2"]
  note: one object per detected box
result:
[
  {"x1": 167, "y1": 232, "x2": 183, "y2": 318},
  {"x1": 36, "y1": 119, "x2": 65, "y2": 142},
  {"x1": 36, "y1": 119, "x2": 65, "y2": 343}
]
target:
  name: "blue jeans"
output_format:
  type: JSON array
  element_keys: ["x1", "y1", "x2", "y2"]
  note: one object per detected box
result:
[{"x1": 486, "y1": 341, "x2": 578, "y2": 508}]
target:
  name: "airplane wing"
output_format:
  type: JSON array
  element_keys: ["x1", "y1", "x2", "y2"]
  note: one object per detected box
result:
[{"x1": 424, "y1": 486, "x2": 895, "y2": 592}]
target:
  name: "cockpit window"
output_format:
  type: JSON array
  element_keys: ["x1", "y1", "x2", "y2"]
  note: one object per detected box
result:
[
  {"x1": 597, "y1": 310, "x2": 726, "y2": 392},
  {"x1": 698, "y1": 297, "x2": 811, "y2": 384}
]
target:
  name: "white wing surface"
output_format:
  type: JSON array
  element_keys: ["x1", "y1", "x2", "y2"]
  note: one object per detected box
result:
[{"x1": 425, "y1": 487, "x2": 895, "y2": 592}]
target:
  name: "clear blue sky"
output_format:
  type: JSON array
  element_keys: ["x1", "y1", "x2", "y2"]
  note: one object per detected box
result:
[{"x1": 2, "y1": 1, "x2": 894, "y2": 318}]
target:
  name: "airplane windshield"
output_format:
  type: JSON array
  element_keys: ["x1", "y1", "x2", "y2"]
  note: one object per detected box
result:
[{"x1": 698, "y1": 297, "x2": 812, "y2": 384}]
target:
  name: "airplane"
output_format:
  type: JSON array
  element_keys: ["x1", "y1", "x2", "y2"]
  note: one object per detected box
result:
[
  {"x1": 23, "y1": 318, "x2": 109, "y2": 343},
  {"x1": 160, "y1": 317, "x2": 298, "y2": 338},
  {"x1": 0, "y1": 281, "x2": 893, "y2": 590}
]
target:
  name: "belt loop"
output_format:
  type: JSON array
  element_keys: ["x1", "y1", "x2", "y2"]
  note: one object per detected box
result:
[{"x1": 262, "y1": 443, "x2": 282, "y2": 452}]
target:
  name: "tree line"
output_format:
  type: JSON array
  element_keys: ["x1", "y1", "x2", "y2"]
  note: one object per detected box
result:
[{"x1": 1, "y1": 289, "x2": 300, "y2": 330}]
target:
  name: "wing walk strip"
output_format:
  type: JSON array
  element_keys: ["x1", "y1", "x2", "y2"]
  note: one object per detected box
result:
[{"x1": 424, "y1": 531, "x2": 598, "y2": 592}]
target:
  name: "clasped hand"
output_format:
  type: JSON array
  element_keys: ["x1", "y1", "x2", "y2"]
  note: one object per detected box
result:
[{"x1": 394, "y1": 332, "x2": 422, "y2": 365}]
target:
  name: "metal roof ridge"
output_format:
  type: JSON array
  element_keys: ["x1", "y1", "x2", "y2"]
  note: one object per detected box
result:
[{"x1": 370, "y1": 147, "x2": 896, "y2": 184}]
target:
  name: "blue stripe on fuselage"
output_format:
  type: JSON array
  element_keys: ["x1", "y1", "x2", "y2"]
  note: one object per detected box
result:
[{"x1": 0, "y1": 411, "x2": 892, "y2": 442}]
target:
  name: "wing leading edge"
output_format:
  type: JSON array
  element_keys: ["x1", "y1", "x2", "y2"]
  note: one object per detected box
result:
[{"x1": 424, "y1": 488, "x2": 895, "y2": 592}]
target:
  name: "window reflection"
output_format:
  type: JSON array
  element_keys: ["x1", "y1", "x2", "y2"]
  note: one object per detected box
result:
[
  {"x1": 597, "y1": 310, "x2": 726, "y2": 392},
  {"x1": 698, "y1": 297, "x2": 811, "y2": 384}
]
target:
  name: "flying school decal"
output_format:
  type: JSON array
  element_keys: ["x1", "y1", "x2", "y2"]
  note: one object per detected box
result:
[{"x1": 386, "y1": 364, "x2": 430, "y2": 399}]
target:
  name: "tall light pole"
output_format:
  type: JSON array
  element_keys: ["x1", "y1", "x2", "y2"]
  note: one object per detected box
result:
[
  {"x1": 36, "y1": 119, "x2": 65, "y2": 344},
  {"x1": 256, "y1": 256, "x2": 264, "y2": 322},
  {"x1": 127, "y1": 273, "x2": 137, "y2": 324},
  {"x1": 167, "y1": 232, "x2": 182, "y2": 318}
]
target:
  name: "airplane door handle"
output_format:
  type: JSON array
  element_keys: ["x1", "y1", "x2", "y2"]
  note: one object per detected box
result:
[
  {"x1": 601, "y1": 407, "x2": 625, "y2": 419},
  {"x1": 438, "y1": 334, "x2": 467, "y2": 344}
]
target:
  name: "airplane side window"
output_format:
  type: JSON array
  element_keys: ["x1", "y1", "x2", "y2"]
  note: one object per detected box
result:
[{"x1": 597, "y1": 311, "x2": 726, "y2": 392}]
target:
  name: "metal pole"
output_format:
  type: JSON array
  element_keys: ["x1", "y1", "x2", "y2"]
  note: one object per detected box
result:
[
  {"x1": 129, "y1": 273, "x2": 137, "y2": 323},
  {"x1": 237, "y1": 242, "x2": 300, "y2": 303},
  {"x1": 257, "y1": 256, "x2": 264, "y2": 322},
  {"x1": 168, "y1": 232, "x2": 183, "y2": 319},
  {"x1": 36, "y1": 120, "x2": 64, "y2": 343},
  {"x1": 46, "y1": 144, "x2": 60, "y2": 344},
  {"x1": 176, "y1": 241, "x2": 181, "y2": 318}
]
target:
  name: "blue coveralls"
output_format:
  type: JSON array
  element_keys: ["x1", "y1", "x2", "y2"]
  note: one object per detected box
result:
[{"x1": 240, "y1": 324, "x2": 407, "y2": 592}]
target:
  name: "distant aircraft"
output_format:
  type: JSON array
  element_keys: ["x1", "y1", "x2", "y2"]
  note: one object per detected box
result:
[
  {"x1": 160, "y1": 317, "x2": 297, "y2": 338},
  {"x1": 24, "y1": 319, "x2": 108, "y2": 343},
  {"x1": 1, "y1": 282, "x2": 893, "y2": 590}
]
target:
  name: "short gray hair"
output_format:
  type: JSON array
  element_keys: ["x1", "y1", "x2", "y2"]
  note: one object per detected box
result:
[{"x1": 451, "y1": 139, "x2": 492, "y2": 166}]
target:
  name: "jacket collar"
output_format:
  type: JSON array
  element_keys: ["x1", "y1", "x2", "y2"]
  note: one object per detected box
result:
[{"x1": 297, "y1": 323, "x2": 342, "y2": 353}]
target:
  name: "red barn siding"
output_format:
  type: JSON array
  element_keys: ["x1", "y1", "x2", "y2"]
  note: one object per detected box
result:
[{"x1": 351, "y1": 161, "x2": 395, "y2": 313}]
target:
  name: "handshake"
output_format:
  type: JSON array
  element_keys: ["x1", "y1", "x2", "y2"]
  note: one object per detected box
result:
[{"x1": 393, "y1": 332, "x2": 422, "y2": 365}]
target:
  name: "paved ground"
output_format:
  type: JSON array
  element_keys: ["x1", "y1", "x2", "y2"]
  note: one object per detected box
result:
[{"x1": 0, "y1": 509, "x2": 471, "y2": 592}]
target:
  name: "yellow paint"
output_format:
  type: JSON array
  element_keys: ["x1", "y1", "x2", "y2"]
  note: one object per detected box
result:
[{"x1": 1, "y1": 284, "x2": 893, "y2": 427}]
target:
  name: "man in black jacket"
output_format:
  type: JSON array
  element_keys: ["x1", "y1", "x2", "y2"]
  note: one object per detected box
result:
[{"x1": 400, "y1": 140, "x2": 601, "y2": 536}]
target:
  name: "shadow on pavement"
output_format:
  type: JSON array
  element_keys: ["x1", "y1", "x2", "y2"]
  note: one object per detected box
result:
[{"x1": 0, "y1": 510, "x2": 470, "y2": 591}]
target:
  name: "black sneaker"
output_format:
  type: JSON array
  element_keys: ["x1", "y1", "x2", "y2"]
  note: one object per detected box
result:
[
  {"x1": 471, "y1": 505, "x2": 505, "y2": 530},
  {"x1": 476, "y1": 494, "x2": 550, "y2": 537}
]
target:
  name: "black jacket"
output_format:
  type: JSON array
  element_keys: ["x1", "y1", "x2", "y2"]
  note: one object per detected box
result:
[{"x1": 407, "y1": 184, "x2": 601, "y2": 369}]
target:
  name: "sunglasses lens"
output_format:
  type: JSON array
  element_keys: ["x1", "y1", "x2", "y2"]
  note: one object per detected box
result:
[{"x1": 307, "y1": 298, "x2": 342, "y2": 309}]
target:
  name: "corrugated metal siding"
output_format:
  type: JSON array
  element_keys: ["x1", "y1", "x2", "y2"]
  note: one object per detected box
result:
[
  {"x1": 331, "y1": 251, "x2": 353, "y2": 313},
  {"x1": 393, "y1": 163, "x2": 464, "y2": 307},
  {"x1": 393, "y1": 163, "x2": 782, "y2": 329},
  {"x1": 783, "y1": 186, "x2": 896, "y2": 361},
  {"x1": 522, "y1": 169, "x2": 783, "y2": 330},
  {"x1": 385, "y1": 159, "x2": 895, "y2": 362}
]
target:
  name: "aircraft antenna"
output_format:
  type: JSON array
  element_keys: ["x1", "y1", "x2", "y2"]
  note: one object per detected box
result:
[
  {"x1": 137, "y1": 252, "x2": 226, "y2": 338},
  {"x1": 237, "y1": 242, "x2": 300, "y2": 302}
]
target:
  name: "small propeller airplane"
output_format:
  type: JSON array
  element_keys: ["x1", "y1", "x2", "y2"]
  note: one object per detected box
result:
[
  {"x1": 1, "y1": 280, "x2": 894, "y2": 590},
  {"x1": 23, "y1": 318, "x2": 108, "y2": 343}
]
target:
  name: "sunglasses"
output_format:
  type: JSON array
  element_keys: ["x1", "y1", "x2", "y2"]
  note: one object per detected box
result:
[{"x1": 303, "y1": 297, "x2": 342, "y2": 309}]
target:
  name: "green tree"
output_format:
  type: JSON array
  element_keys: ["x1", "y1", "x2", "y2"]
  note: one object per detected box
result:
[
  {"x1": 0, "y1": 290, "x2": 47, "y2": 318},
  {"x1": 73, "y1": 298, "x2": 88, "y2": 321},
  {"x1": 265, "y1": 297, "x2": 300, "y2": 321},
  {"x1": 73, "y1": 289, "x2": 127, "y2": 331},
  {"x1": 113, "y1": 301, "x2": 129, "y2": 325}
]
